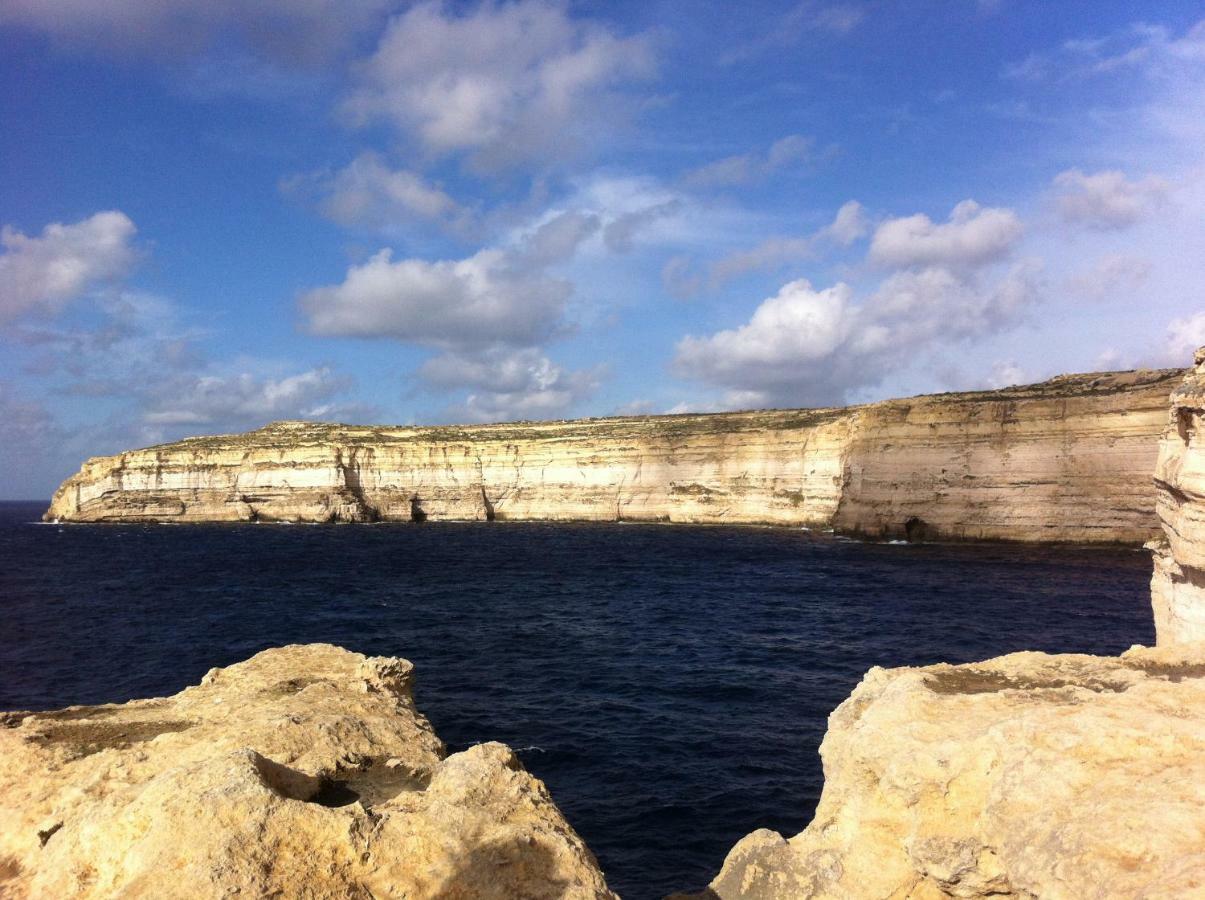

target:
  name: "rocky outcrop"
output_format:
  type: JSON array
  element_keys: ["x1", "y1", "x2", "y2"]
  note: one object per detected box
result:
[
  {"x1": 682, "y1": 643, "x2": 1205, "y2": 899},
  {"x1": 46, "y1": 368, "x2": 1180, "y2": 543},
  {"x1": 1151, "y1": 348, "x2": 1205, "y2": 644},
  {"x1": 0, "y1": 644, "x2": 613, "y2": 899}
]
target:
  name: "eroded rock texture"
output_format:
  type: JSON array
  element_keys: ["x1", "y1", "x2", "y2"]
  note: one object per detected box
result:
[
  {"x1": 1152, "y1": 347, "x2": 1205, "y2": 644},
  {"x1": 684, "y1": 643, "x2": 1205, "y2": 900},
  {"x1": 0, "y1": 645, "x2": 614, "y2": 899},
  {"x1": 47, "y1": 368, "x2": 1179, "y2": 543}
]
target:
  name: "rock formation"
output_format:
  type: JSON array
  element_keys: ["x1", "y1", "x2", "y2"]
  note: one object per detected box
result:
[
  {"x1": 1151, "y1": 347, "x2": 1205, "y2": 644},
  {"x1": 46, "y1": 368, "x2": 1180, "y2": 543},
  {"x1": 0, "y1": 644, "x2": 614, "y2": 899},
  {"x1": 680, "y1": 643, "x2": 1205, "y2": 899}
]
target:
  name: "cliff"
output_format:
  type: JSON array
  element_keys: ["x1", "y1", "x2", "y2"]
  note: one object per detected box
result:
[
  {"x1": 1151, "y1": 347, "x2": 1205, "y2": 644},
  {"x1": 46, "y1": 367, "x2": 1181, "y2": 543},
  {"x1": 0, "y1": 645, "x2": 614, "y2": 899},
  {"x1": 679, "y1": 643, "x2": 1205, "y2": 899}
]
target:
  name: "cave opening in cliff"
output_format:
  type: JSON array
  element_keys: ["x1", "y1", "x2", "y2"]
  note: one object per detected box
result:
[{"x1": 410, "y1": 496, "x2": 427, "y2": 523}]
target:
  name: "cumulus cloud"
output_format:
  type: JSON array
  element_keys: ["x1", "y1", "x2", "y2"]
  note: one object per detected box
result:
[
  {"x1": 0, "y1": 211, "x2": 138, "y2": 323},
  {"x1": 0, "y1": 0, "x2": 391, "y2": 63},
  {"x1": 1052, "y1": 169, "x2": 1170, "y2": 230},
  {"x1": 283, "y1": 152, "x2": 474, "y2": 236},
  {"x1": 300, "y1": 247, "x2": 572, "y2": 349},
  {"x1": 869, "y1": 200, "x2": 1022, "y2": 270},
  {"x1": 420, "y1": 346, "x2": 601, "y2": 422},
  {"x1": 703, "y1": 200, "x2": 869, "y2": 290},
  {"x1": 343, "y1": 0, "x2": 655, "y2": 170},
  {"x1": 683, "y1": 135, "x2": 821, "y2": 189},
  {"x1": 674, "y1": 261, "x2": 1042, "y2": 406}
]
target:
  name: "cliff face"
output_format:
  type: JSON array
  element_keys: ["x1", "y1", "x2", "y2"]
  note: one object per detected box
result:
[
  {"x1": 1151, "y1": 348, "x2": 1205, "y2": 644},
  {"x1": 683, "y1": 644, "x2": 1205, "y2": 900},
  {"x1": 0, "y1": 645, "x2": 614, "y2": 899},
  {"x1": 46, "y1": 368, "x2": 1181, "y2": 543}
]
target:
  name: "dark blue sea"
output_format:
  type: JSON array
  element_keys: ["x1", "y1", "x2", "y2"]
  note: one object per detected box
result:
[{"x1": 0, "y1": 501, "x2": 1155, "y2": 897}]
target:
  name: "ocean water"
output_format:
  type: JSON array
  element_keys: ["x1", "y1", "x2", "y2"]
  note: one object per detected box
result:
[{"x1": 0, "y1": 501, "x2": 1154, "y2": 897}]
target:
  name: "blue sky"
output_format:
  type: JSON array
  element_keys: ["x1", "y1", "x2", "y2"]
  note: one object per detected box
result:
[{"x1": 2, "y1": 1, "x2": 1203, "y2": 497}]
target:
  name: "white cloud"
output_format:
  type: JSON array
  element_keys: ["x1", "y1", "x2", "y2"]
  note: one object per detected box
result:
[
  {"x1": 705, "y1": 200, "x2": 869, "y2": 289},
  {"x1": 284, "y1": 152, "x2": 474, "y2": 236},
  {"x1": 420, "y1": 346, "x2": 601, "y2": 422},
  {"x1": 721, "y1": 2, "x2": 865, "y2": 65},
  {"x1": 300, "y1": 247, "x2": 571, "y2": 349},
  {"x1": 1167, "y1": 312, "x2": 1205, "y2": 367},
  {"x1": 1064, "y1": 253, "x2": 1153, "y2": 299},
  {"x1": 343, "y1": 0, "x2": 655, "y2": 170},
  {"x1": 603, "y1": 200, "x2": 682, "y2": 253},
  {"x1": 0, "y1": 211, "x2": 138, "y2": 323},
  {"x1": 0, "y1": 0, "x2": 391, "y2": 63},
  {"x1": 674, "y1": 261, "x2": 1042, "y2": 406},
  {"x1": 518, "y1": 210, "x2": 601, "y2": 267},
  {"x1": 142, "y1": 367, "x2": 353, "y2": 426},
  {"x1": 1051, "y1": 168, "x2": 1170, "y2": 230},
  {"x1": 869, "y1": 200, "x2": 1023, "y2": 270},
  {"x1": 683, "y1": 134, "x2": 820, "y2": 189}
]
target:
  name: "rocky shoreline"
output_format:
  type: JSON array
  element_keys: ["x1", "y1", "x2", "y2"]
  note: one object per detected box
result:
[
  {"x1": 4, "y1": 353, "x2": 1203, "y2": 898},
  {"x1": 46, "y1": 368, "x2": 1179, "y2": 544}
]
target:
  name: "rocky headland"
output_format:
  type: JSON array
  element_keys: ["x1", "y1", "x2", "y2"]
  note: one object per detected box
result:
[
  {"x1": 0, "y1": 644, "x2": 614, "y2": 899},
  {"x1": 46, "y1": 368, "x2": 1180, "y2": 543}
]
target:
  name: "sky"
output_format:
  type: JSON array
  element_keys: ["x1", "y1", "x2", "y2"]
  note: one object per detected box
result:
[{"x1": 1, "y1": 1, "x2": 1204, "y2": 498}]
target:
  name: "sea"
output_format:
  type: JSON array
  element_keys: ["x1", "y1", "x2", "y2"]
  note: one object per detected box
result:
[{"x1": 0, "y1": 500, "x2": 1155, "y2": 898}]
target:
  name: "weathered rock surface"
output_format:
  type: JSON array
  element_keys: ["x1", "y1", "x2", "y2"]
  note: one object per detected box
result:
[
  {"x1": 0, "y1": 644, "x2": 614, "y2": 899},
  {"x1": 1152, "y1": 347, "x2": 1205, "y2": 644},
  {"x1": 47, "y1": 368, "x2": 1180, "y2": 543},
  {"x1": 682, "y1": 642, "x2": 1205, "y2": 899}
]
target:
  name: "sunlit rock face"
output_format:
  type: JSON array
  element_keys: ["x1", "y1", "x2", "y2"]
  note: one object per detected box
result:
[
  {"x1": 46, "y1": 368, "x2": 1180, "y2": 544},
  {"x1": 1152, "y1": 347, "x2": 1205, "y2": 644},
  {"x1": 678, "y1": 643, "x2": 1205, "y2": 900},
  {"x1": 0, "y1": 645, "x2": 614, "y2": 900}
]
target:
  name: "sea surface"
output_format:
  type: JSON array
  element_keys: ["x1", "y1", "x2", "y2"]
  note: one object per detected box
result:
[{"x1": 1, "y1": 501, "x2": 1155, "y2": 897}]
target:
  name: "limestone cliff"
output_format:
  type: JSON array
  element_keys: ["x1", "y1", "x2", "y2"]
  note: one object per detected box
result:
[
  {"x1": 680, "y1": 643, "x2": 1205, "y2": 899},
  {"x1": 46, "y1": 368, "x2": 1180, "y2": 543},
  {"x1": 1151, "y1": 348, "x2": 1205, "y2": 644},
  {"x1": 0, "y1": 645, "x2": 614, "y2": 900}
]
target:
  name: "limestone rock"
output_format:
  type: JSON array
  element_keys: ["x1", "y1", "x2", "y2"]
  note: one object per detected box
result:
[
  {"x1": 0, "y1": 644, "x2": 614, "y2": 899},
  {"x1": 1152, "y1": 346, "x2": 1205, "y2": 644},
  {"x1": 46, "y1": 368, "x2": 1180, "y2": 543},
  {"x1": 684, "y1": 643, "x2": 1205, "y2": 899}
]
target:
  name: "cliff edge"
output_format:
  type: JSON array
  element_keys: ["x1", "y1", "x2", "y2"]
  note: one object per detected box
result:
[
  {"x1": 1151, "y1": 347, "x2": 1205, "y2": 644},
  {"x1": 0, "y1": 645, "x2": 614, "y2": 899},
  {"x1": 46, "y1": 367, "x2": 1181, "y2": 544}
]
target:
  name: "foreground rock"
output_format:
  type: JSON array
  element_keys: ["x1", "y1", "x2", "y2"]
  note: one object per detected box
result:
[
  {"x1": 683, "y1": 643, "x2": 1205, "y2": 899},
  {"x1": 46, "y1": 368, "x2": 1179, "y2": 544},
  {"x1": 1152, "y1": 347, "x2": 1205, "y2": 644},
  {"x1": 0, "y1": 644, "x2": 613, "y2": 899}
]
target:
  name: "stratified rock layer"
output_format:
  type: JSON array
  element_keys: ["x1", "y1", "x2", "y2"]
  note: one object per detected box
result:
[
  {"x1": 0, "y1": 645, "x2": 614, "y2": 900},
  {"x1": 47, "y1": 368, "x2": 1180, "y2": 543},
  {"x1": 686, "y1": 643, "x2": 1205, "y2": 900},
  {"x1": 1152, "y1": 348, "x2": 1205, "y2": 644}
]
